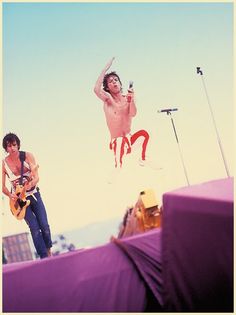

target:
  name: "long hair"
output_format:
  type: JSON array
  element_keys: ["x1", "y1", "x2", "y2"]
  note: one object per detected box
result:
[
  {"x1": 103, "y1": 71, "x2": 122, "y2": 93},
  {"x1": 2, "y1": 133, "x2": 21, "y2": 151}
]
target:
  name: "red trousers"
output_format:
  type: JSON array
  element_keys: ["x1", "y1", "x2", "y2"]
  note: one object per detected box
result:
[{"x1": 109, "y1": 129, "x2": 149, "y2": 167}]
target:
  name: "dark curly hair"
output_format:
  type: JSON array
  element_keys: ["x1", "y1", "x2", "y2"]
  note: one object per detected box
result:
[
  {"x1": 103, "y1": 71, "x2": 122, "y2": 93},
  {"x1": 2, "y1": 133, "x2": 21, "y2": 151}
]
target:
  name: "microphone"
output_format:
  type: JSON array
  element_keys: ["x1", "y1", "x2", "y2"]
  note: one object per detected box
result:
[
  {"x1": 127, "y1": 81, "x2": 133, "y2": 103},
  {"x1": 157, "y1": 108, "x2": 178, "y2": 113},
  {"x1": 196, "y1": 67, "x2": 203, "y2": 75}
]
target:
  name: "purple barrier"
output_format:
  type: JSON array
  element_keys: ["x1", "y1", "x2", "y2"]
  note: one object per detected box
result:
[
  {"x1": 3, "y1": 228, "x2": 162, "y2": 312},
  {"x1": 113, "y1": 229, "x2": 163, "y2": 307},
  {"x1": 3, "y1": 177, "x2": 233, "y2": 312},
  {"x1": 162, "y1": 177, "x2": 233, "y2": 312}
]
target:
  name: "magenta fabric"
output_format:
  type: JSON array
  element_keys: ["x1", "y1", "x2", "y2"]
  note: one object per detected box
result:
[
  {"x1": 113, "y1": 229, "x2": 163, "y2": 307},
  {"x1": 3, "y1": 242, "x2": 147, "y2": 312},
  {"x1": 3, "y1": 177, "x2": 233, "y2": 312},
  {"x1": 162, "y1": 177, "x2": 233, "y2": 312},
  {"x1": 3, "y1": 229, "x2": 163, "y2": 312}
]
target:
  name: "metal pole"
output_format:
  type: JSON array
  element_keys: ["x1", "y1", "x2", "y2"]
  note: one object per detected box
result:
[
  {"x1": 197, "y1": 67, "x2": 230, "y2": 177},
  {"x1": 167, "y1": 111, "x2": 190, "y2": 186}
]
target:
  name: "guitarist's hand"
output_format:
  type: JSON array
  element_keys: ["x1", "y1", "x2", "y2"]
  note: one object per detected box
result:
[
  {"x1": 9, "y1": 193, "x2": 18, "y2": 202},
  {"x1": 24, "y1": 180, "x2": 33, "y2": 191}
]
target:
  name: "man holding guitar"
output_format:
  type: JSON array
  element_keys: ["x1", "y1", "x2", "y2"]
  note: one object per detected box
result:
[{"x1": 2, "y1": 133, "x2": 52, "y2": 259}]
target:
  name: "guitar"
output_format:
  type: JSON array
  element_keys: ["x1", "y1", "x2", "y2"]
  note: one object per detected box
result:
[
  {"x1": 9, "y1": 165, "x2": 39, "y2": 220},
  {"x1": 9, "y1": 183, "x2": 31, "y2": 220}
]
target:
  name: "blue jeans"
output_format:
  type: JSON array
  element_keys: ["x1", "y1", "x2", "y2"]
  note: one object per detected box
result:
[{"x1": 24, "y1": 188, "x2": 52, "y2": 259}]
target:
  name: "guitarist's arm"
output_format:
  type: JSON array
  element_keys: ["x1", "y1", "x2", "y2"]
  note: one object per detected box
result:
[
  {"x1": 2, "y1": 161, "x2": 17, "y2": 201},
  {"x1": 24, "y1": 152, "x2": 39, "y2": 191}
]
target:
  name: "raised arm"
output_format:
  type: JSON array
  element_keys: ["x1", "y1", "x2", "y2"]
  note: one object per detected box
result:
[{"x1": 94, "y1": 57, "x2": 115, "y2": 102}]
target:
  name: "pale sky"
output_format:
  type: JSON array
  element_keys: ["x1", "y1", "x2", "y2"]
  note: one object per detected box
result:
[{"x1": 2, "y1": 2, "x2": 234, "y2": 236}]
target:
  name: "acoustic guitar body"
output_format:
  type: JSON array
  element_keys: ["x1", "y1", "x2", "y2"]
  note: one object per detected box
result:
[{"x1": 9, "y1": 185, "x2": 30, "y2": 220}]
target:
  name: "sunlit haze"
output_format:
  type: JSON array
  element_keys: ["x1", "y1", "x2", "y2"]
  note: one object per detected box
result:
[{"x1": 2, "y1": 2, "x2": 233, "y2": 237}]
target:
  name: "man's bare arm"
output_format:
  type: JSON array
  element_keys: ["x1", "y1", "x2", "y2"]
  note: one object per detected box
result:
[
  {"x1": 94, "y1": 57, "x2": 115, "y2": 102},
  {"x1": 2, "y1": 161, "x2": 17, "y2": 200},
  {"x1": 2, "y1": 161, "x2": 10, "y2": 197},
  {"x1": 127, "y1": 88, "x2": 137, "y2": 117},
  {"x1": 25, "y1": 152, "x2": 39, "y2": 190}
]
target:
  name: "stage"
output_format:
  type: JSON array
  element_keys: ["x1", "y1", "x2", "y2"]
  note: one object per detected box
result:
[{"x1": 3, "y1": 177, "x2": 233, "y2": 312}]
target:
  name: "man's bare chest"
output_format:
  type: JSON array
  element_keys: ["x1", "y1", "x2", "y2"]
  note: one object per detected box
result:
[
  {"x1": 104, "y1": 97, "x2": 129, "y2": 116},
  {"x1": 5, "y1": 159, "x2": 27, "y2": 177}
]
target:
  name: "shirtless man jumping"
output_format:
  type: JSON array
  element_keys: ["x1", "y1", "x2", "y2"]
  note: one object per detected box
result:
[{"x1": 94, "y1": 57, "x2": 149, "y2": 168}]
